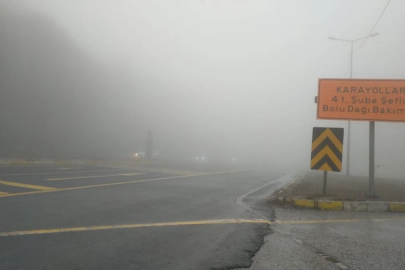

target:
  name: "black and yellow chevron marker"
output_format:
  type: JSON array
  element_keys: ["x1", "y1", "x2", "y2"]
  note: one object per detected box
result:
[{"x1": 311, "y1": 127, "x2": 344, "y2": 172}]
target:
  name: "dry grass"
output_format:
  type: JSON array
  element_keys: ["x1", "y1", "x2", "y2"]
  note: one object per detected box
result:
[{"x1": 282, "y1": 173, "x2": 405, "y2": 202}]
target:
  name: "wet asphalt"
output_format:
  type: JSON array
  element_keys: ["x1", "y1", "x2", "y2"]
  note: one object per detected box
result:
[
  {"x1": 0, "y1": 165, "x2": 283, "y2": 270},
  {"x1": 1, "y1": 165, "x2": 404, "y2": 270}
]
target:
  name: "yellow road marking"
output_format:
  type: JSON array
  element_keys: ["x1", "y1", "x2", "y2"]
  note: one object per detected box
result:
[
  {"x1": 0, "y1": 180, "x2": 55, "y2": 191},
  {"x1": 0, "y1": 169, "x2": 133, "y2": 177},
  {"x1": 48, "y1": 173, "x2": 145, "y2": 181},
  {"x1": 1, "y1": 216, "x2": 404, "y2": 237},
  {"x1": 0, "y1": 191, "x2": 8, "y2": 195},
  {"x1": 293, "y1": 199, "x2": 314, "y2": 208},
  {"x1": 0, "y1": 170, "x2": 248, "y2": 198},
  {"x1": 0, "y1": 219, "x2": 269, "y2": 237},
  {"x1": 389, "y1": 202, "x2": 405, "y2": 212},
  {"x1": 0, "y1": 165, "x2": 72, "y2": 167},
  {"x1": 131, "y1": 166, "x2": 200, "y2": 176},
  {"x1": 318, "y1": 201, "x2": 343, "y2": 210}
]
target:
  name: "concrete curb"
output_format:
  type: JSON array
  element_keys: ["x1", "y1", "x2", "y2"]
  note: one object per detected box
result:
[{"x1": 279, "y1": 197, "x2": 405, "y2": 212}]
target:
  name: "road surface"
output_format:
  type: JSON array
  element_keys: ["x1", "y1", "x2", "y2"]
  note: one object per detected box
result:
[
  {"x1": 0, "y1": 164, "x2": 285, "y2": 269},
  {"x1": 0, "y1": 164, "x2": 404, "y2": 269}
]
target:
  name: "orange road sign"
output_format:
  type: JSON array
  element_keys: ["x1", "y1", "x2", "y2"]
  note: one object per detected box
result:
[{"x1": 318, "y1": 79, "x2": 405, "y2": 122}]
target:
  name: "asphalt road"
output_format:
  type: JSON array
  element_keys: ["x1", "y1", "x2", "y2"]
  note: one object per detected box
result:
[
  {"x1": 1, "y1": 165, "x2": 405, "y2": 270},
  {"x1": 0, "y1": 164, "x2": 286, "y2": 270}
]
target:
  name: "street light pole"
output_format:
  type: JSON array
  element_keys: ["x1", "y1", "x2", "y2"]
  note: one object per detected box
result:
[
  {"x1": 328, "y1": 33, "x2": 379, "y2": 177},
  {"x1": 346, "y1": 41, "x2": 353, "y2": 178},
  {"x1": 350, "y1": 41, "x2": 353, "y2": 78}
]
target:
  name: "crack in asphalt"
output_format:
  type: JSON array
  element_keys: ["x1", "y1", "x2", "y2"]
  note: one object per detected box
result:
[
  {"x1": 219, "y1": 174, "x2": 296, "y2": 270},
  {"x1": 293, "y1": 236, "x2": 349, "y2": 269}
]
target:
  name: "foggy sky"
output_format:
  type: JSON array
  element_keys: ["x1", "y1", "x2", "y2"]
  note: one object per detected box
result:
[{"x1": 1, "y1": 0, "x2": 405, "y2": 178}]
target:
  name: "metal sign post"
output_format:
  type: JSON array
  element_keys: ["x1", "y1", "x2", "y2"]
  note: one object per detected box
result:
[{"x1": 368, "y1": 121, "x2": 377, "y2": 197}]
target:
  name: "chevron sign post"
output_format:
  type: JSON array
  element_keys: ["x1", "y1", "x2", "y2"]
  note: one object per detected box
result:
[{"x1": 311, "y1": 127, "x2": 344, "y2": 195}]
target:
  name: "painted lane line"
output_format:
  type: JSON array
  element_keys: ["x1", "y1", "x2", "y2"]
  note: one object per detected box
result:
[
  {"x1": 119, "y1": 173, "x2": 146, "y2": 176},
  {"x1": 0, "y1": 169, "x2": 135, "y2": 177},
  {"x1": 0, "y1": 170, "x2": 249, "y2": 198},
  {"x1": 48, "y1": 173, "x2": 146, "y2": 181},
  {"x1": 0, "y1": 165, "x2": 59, "y2": 167},
  {"x1": 0, "y1": 191, "x2": 8, "y2": 195},
  {"x1": 0, "y1": 180, "x2": 55, "y2": 191},
  {"x1": 1, "y1": 216, "x2": 405, "y2": 237},
  {"x1": 0, "y1": 219, "x2": 271, "y2": 237},
  {"x1": 125, "y1": 166, "x2": 200, "y2": 176}
]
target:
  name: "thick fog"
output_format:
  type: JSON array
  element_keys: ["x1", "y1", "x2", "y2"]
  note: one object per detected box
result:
[{"x1": 1, "y1": 0, "x2": 405, "y2": 177}]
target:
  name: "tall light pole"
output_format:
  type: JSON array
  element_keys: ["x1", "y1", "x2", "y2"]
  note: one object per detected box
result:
[{"x1": 328, "y1": 33, "x2": 379, "y2": 177}]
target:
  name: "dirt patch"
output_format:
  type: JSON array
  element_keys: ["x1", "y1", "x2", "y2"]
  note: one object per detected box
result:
[{"x1": 277, "y1": 173, "x2": 405, "y2": 202}]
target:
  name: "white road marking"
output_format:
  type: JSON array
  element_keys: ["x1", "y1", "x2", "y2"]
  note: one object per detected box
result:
[{"x1": 48, "y1": 173, "x2": 146, "y2": 181}]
